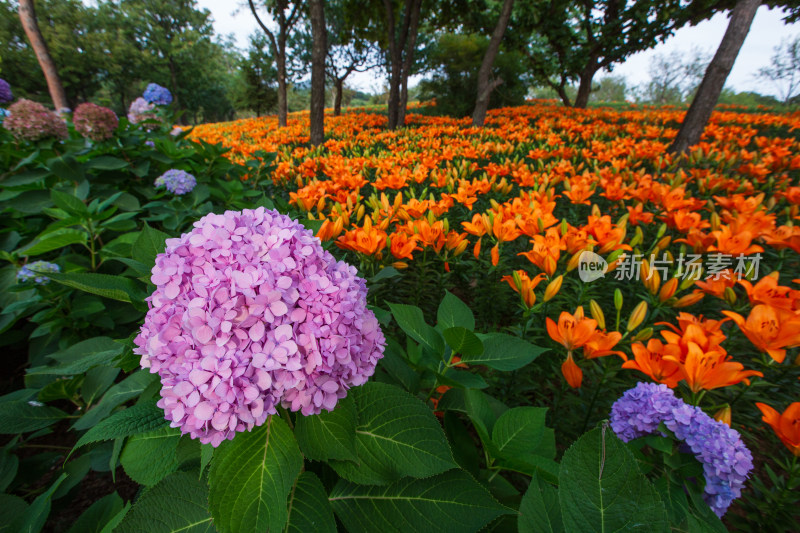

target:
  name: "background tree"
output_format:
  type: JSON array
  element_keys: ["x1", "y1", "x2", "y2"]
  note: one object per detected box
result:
[
  {"x1": 248, "y1": 0, "x2": 302, "y2": 127},
  {"x1": 234, "y1": 33, "x2": 278, "y2": 116},
  {"x1": 472, "y1": 0, "x2": 514, "y2": 126},
  {"x1": 18, "y1": 0, "x2": 69, "y2": 109},
  {"x1": 758, "y1": 35, "x2": 800, "y2": 104},
  {"x1": 669, "y1": 0, "x2": 760, "y2": 153},
  {"x1": 309, "y1": 0, "x2": 326, "y2": 146},
  {"x1": 417, "y1": 33, "x2": 527, "y2": 117},
  {"x1": 634, "y1": 48, "x2": 709, "y2": 105},
  {"x1": 589, "y1": 74, "x2": 628, "y2": 103},
  {"x1": 524, "y1": 0, "x2": 723, "y2": 108}
]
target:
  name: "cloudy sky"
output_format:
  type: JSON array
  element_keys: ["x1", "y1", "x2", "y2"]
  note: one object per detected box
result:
[{"x1": 196, "y1": 1, "x2": 799, "y2": 96}]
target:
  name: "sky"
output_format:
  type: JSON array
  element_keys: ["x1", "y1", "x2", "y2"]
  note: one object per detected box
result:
[{"x1": 196, "y1": 1, "x2": 800, "y2": 96}]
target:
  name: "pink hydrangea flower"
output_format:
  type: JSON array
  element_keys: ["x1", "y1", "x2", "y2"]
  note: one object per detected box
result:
[
  {"x1": 73, "y1": 102, "x2": 118, "y2": 141},
  {"x1": 134, "y1": 208, "x2": 385, "y2": 447},
  {"x1": 127, "y1": 97, "x2": 158, "y2": 127},
  {"x1": 3, "y1": 99, "x2": 68, "y2": 141}
]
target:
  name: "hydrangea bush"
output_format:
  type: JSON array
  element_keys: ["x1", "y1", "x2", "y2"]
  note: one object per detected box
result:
[
  {"x1": 135, "y1": 208, "x2": 385, "y2": 446},
  {"x1": 154, "y1": 169, "x2": 197, "y2": 195},
  {"x1": 3, "y1": 98, "x2": 68, "y2": 141},
  {"x1": 73, "y1": 102, "x2": 119, "y2": 141},
  {"x1": 16, "y1": 261, "x2": 60, "y2": 284},
  {"x1": 128, "y1": 96, "x2": 157, "y2": 126},
  {"x1": 143, "y1": 83, "x2": 173, "y2": 106}
]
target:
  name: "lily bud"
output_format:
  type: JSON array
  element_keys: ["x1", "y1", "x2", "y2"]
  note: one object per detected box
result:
[
  {"x1": 561, "y1": 353, "x2": 582, "y2": 389},
  {"x1": 544, "y1": 275, "x2": 563, "y2": 302},
  {"x1": 631, "y1": 327, "x2": 653, "y2": 342},
  {"x1": 626, "y1": 301, "x2": 648, "y2": 332},
  {"x1": 614, "y1": 288, "x2": 623, "y2": 311},
  {"x1": 673, "y1": 291, "x2": 705, "y2": 308},
  {"x1": 392, "y1": 261, "x2": 409, "y2": 270},
  {"x1": 714, "y1": 405, "x2": 732, "y2": 427},
  {"x1": 724, "y1": 286, "x2": 737, "y2": 306},
  {"x1": 658, "y1": 278, "x2": 678, "y2": 302},
  {"x1": 589, "y1": 299, "x2": 606, "y2": 330},
  {"x1": 566, "y1": 251, "x2": 582, "y2": 272}
]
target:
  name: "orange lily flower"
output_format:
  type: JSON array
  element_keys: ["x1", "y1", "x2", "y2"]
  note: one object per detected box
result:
[
  {"x1": 389, "y1": 232, "x2": 419, "y2": 260},
  {"x1": 738, "y1": 272, "x2": 794, "y2": 310},
  {"x1": 561, "y1": 352, "x2": 583, "y2": 388},
  {"x1": 501, "y1": 270, "x2": 546, "y2": 308},
  {"x1": 623, "y1": 339, "x2": 683, "y2": 388},
  {"x1": 663, "y1": 342, "x2": 762, "y2": 393},
  {"x1": 723, "y1": 305, "x2": 800, "y2": 363},
  {"x1": 756, "y1": 402, "x2": 800, "y2": 456},
  {"x1": 583, "y1": 331, "x2": 626, "y2": 360},
  {"x1": 695, "y1": 271, "x2": 737, "y2": 298},
  {"x1": 546, "y1": 308, "x2": 598, "y2": 351},
  {"x1": 708, "y1": 226, "x2": 763, "y2": 255}
]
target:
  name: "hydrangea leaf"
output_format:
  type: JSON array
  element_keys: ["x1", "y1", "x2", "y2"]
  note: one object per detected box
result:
[
  {"x1": 73, "y1": 370, "x2": 159, "y2": 431},
  {"x1": 45, "y1": 271, "x2": 147, "y2": 304},
  {"x1": 208, "y1": 415, "x2": 303, "y2": 533},
  {"x1": 294, "y1": 394, "x2": 358, "y2": 462},
  {"x1": 0, "y1": 401, "x2": 68, "y2": 434},
  {"x1": 559, "y1": 427, "x2": 669, "y2": 533},
  {"x1": 442, "y1": 327, "x2": 484, "y2": 357},
  {"x1": 0, "y1": 495, "x2": 28, "y2": 533},
  {"x1": 329, "y1": 469, "x2": 512, "y2": 533},
  {"x1": 72, "y1": 401, "x2": 168, "y2": 453},
  {"x1": 13, "y1": 473, "x2": 66, "y2": 533},
  {"x1": 66, "y1": 492, "x2": 124, "y2": 533},
  {"x1": 518, "y1": 473, "x2": 564, "y2": 533},
  {"x1": 437, "y1": 291, "x2": 475, "y2": 331},
  {"x1": 285, "y1": 472, "x2": 336, "y2": 533},
  {"x1": 115, "y1": 472, "x2": 214, "y2": 533},
  {"x1": 131, "y1": 223, "x2": 170, "y2": 269},
  {"x1": 120, "y1": 427, "x2": 180, "y2": 486},
  {"x1": 332, "y1": 382, "x2": 457, "y2": 485}
]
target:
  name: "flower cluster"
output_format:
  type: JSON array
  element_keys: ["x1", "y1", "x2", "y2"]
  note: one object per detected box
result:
[
  {"x1": 134, "y1": 208, "x2": 385, "y2": 447},
  {"x1": 3, "y1": 99, "x2": 68, "y2": 142},
  {"x1": 73, "y1": 103, "x2": 118, "y2": 141},
  {"x1": 127, "y1": 97, "x2": 157, "y2": 127},
  {"x1": 0, "y1": 79, "x2": 12, "y2": 104},
  {"x1": 17, "y1": 261, "x2": 60, "y2": 284},
  {"x1": 610, "y1": 382, "x2": 753, "y2": 517},
  {"x1": 143, "y1": 83, "x2": 173, "y2": 106},
  {"x1": 154, "y1": 169, "x2": 197, "y2": 195}
]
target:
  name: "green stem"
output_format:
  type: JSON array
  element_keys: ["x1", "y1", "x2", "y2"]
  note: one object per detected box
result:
[{"x1": 581, "y1": 358, "x2": 609, "y2": 433}]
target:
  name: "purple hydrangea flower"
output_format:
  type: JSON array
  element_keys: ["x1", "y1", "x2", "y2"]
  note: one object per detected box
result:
[
  {"x1": 134, "y1": 208, "x2": 386, "y2": 447},
  {"x1": 610, "y1": 382, "x2": 753, "y2": 517},
  {"x1": 128, "y1": 97, "x2": 158, "y2": 127},
  {"x1": 17, "y1": 261, "x2": 60, "y2": 284},
  {"x1": 144, "y1": 140, "x2": 156, "y2": 148},
  {"x1": 3, "y1": 99, "x2": 68, "y2": 142},
  {"x1": 143, "y1": 83, "x2": 173, "y2": 106},
  {"x1": 154, "y1": 169, "x2": 197, "y2": 195},
  {"x1": 0, "y1": 79, "x2": 12, "y2": 104}
]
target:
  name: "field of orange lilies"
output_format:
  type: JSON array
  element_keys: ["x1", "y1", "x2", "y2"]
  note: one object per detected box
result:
[{"x1": 191, "y1": 102, "x2": 800, "y2": 526}]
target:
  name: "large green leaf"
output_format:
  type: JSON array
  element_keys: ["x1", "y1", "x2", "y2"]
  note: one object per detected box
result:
[
  {"x1": 294, "y1": 395, "x2": 358, "y2": 462},
  {"x1": 0, "y1": 495, "x2": 28, "y2": 533},
  {"x1": 0, "y1": 401, "x2": 68, "y2": 434},
  {"x1": 285, "y1": 472, "x2": 336, "y2": 533},
  {"x1": 329, "y1": 469, "x2": 511, "y2": 533},
  {"x1": 120, "y1": 427, "x2": 180, "y2": 486},
  {"x1": 387, "y1": 302, "x2": 445, "y2": 356},
  {"x1": 46, "y1": 272, "x2": 146, "y2": 304},
  {"x1": 437, "y1": 291, "x2": 475, "y2": 331},
  {"x1": 131, "y1": 223, "x2": 170, "y2": 270},
  {"x1": 492, "y1": 407, "x2": 548, "y2": 462},
  {"x1": 73, "y1": 401, "x2": 168, "y2": 452},
  {"x1": 19, "y1": 228, "x2": 87, "y2": 256},
  {"x1": 14, "y1": 473, "x2": 66, "y2": 533},
  {"x1": 442, "y1": 327, "x2": 484, "y2": 357},
  {"x1": 559, "y1": 428, "x2": 669, "y2": 533},
  {"x1": 86, "y1": 156, "x2": 130, "y2": 170},
  {"x1": 208, "y1": 416, "x2": 303, "y2": 533},
  {"x1": 66, "y1": 492, "x2": 124, "y2": 533},
  {"x1": 28, "y1": 337, "x2": 124, "y2": 376},
  {"x1": 464, "y1": 333, "x2": 546, "y2": 370},
  {"x1": 51, "y1": 190, "x2": 89, "y2": 217},
  {"x1": 518, "y1": 473, "x2": 564, "y2": 533},
  {"x1": 116, "y1": 472, "x2": 215, "y2": 533},
  {"x1": 0, "y1": 447, "x2": 19, "y2": 492},
  {"x1": 73, "y1": 370, "x2": 158, "y2": 430},
  {"x1": 331, "y1": 382, "x2": 456, "y2": 485}
]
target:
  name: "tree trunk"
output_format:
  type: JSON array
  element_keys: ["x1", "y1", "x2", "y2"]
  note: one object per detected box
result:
[
  {"x1": 398, "y1": 0, "x2": 422, "y2": 127},
  {"x1": 334, "y1": 77, "x2": 343, "y2": 116},
  {"x1": 669, "y1": 0, "x2": 759, "y2": 154},
  {"x1": 472, "y1": 0, "x2": 514, "y2": 126},
  {"x1": 18, "y1": 0, "x2": 68, "y2": 110},
  {"x1": 383, "y1": 0, "x2": 402, "y2": 129},
  {"x1": 309, "y1": 0, "x2": 326, "y2": 146},
  {"x1": 277, "y1": 41, "x2": 288, "y2": 126},
  {"x1": 555, "y1": 83, "x2": 571, "y2": 107},
  {"x1": 573, "y1": 63, "x2": 597, "y2": 108}
]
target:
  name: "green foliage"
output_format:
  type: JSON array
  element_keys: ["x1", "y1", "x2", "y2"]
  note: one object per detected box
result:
[{"x1": 418, "y1": 33, "x2": 527, "y2": 117}]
